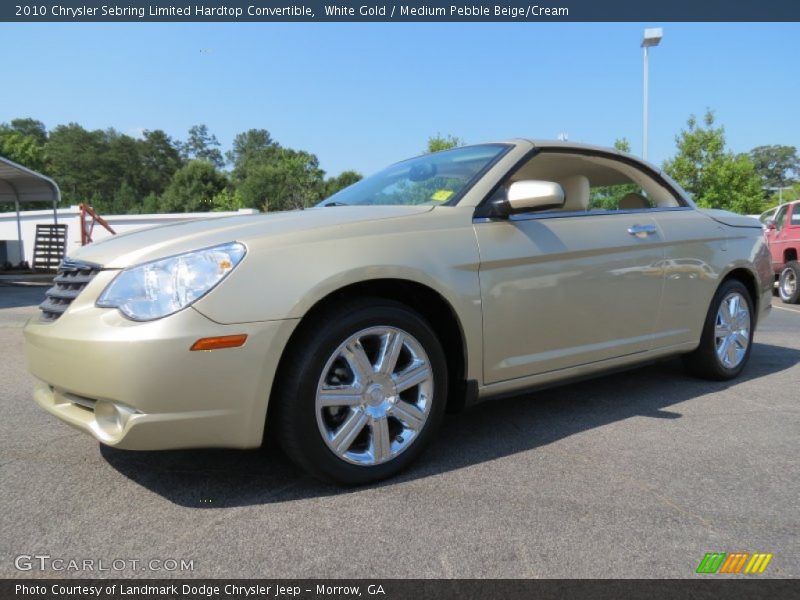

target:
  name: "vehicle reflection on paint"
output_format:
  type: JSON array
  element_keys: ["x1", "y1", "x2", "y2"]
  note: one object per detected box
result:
[{"x1": 611, "y1": 258, "x2": 715, "y2": 280}]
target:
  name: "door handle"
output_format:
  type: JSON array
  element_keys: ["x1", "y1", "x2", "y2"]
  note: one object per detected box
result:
[{"x1": 628, "y1": 223, "x2": 657, "y2": 237}]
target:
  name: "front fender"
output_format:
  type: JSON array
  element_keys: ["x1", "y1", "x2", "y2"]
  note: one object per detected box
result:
[{"x1": 191, "y1": 207, "x2": 484, "y2": 379}]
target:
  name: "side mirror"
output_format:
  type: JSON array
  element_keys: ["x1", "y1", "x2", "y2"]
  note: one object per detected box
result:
[
  {"x1": 506, "y1": 180, "x2": 565, "y2": 213},
  {"x1": 474, "y1": 179, "x2": 567, "y2": 219},
  {"x1": 766, "y1": 219, "x2": 777, "y2": 230}
]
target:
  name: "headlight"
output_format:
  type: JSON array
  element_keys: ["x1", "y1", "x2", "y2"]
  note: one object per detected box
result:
[{"x1": 97, "y1": 242, "x2": 246, "y2": 321}]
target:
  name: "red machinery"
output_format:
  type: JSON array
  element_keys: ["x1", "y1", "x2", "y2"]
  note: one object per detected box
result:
[{"x1": 79, "y1": 203, "x2": 116, "y2": 245}]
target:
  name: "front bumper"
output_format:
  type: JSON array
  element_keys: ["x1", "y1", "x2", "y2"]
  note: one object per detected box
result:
[{"x1": 24, "y1": 279, "x2": 298, "y2": 450}]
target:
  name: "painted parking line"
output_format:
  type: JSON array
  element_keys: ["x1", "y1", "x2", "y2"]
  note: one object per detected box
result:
[{"x1": 773, "y1": 304, "x2": 800, "y2": 314}]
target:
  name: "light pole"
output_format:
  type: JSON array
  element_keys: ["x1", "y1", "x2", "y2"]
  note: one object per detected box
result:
[
  {"x1": 765, "y1": 186, "x2": 793, "y2": 205},
  {"x1": 641, "y1": 27, "x2": 663, "y2": 161}
]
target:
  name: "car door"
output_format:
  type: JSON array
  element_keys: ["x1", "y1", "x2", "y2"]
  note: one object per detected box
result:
[
  {"x1": 766, "y1": 205, "x2": 790, "y2": 270},
  {"x1": 787, "y1": 204, "x2": 800, "y2": 259},
  {"x1": 475, "y1": 213, "x2": 665, "y2": 383}
]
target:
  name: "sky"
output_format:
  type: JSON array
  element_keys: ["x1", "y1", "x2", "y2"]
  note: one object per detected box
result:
[{"x1": 1, "y1": 22, "x2": 798, "y2": 177}]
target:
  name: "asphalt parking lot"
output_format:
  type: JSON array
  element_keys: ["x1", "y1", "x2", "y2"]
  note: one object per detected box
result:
[{"x1": 1, "y1": 283, "x2": 798, "y2": 579}]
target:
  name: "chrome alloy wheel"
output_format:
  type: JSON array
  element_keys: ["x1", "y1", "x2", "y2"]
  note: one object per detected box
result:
[
  {"x1": 714, "y1": 292, "x2": 751, "y2": 369},
  {"x1": 780, "y1": 267, "x2": 797, "y2": 301},
  {"x1": 315, "y1": 326, "x2": 434, "y2": 466}
]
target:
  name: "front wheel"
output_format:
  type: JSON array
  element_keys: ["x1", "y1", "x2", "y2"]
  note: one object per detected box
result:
[
  {"x1": 778, "y1": 261, "x2": 800, "y2": 304},
  {"x1": 682, "y1": 280, "x2": 754, "y2": 381},
  {"x1": 273, "y1": 298, "x2": 447, "y2": 485}
]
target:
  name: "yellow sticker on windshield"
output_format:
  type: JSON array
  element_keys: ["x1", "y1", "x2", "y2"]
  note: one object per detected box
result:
[{"x1": 431, "y1": 190, "x2": 454, "y2": 202}]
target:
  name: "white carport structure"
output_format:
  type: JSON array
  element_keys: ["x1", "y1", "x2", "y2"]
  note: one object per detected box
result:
[{"x1": 0, "y1": 155, "x2": 60, "y2": 265}]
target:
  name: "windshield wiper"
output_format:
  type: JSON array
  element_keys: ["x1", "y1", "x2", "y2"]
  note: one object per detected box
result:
[{"x1": 323, "y1": 201, "x2": 350, "y2": 207}]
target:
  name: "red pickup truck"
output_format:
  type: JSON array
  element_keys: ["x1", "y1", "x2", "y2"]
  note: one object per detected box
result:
[{"x1": 765, "y1": 200, "x2": 800, "y2": 303}]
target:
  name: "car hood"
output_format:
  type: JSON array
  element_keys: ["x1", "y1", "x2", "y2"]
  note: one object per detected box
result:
[
  {"x1": 71, "y1": 205, "x2": 435, "y2": 269},
  {"x1": 700, "y1": 208, "x2": 762, "y2": 229}
]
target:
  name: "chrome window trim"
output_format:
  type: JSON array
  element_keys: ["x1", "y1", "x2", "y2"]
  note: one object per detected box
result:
[{"x1": 473, "y1": 206, "x2": 694, "y2": 224}]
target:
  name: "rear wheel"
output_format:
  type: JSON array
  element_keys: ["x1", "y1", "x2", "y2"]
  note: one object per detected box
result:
[
  {"x1": 273, "y1": 298, "x2": 447, "y2": 484},
  {"x1": 778, "y1": 261, "x2": 800, "y2": 304},
  {"x1": 682, "y1": 279, "x2": 754, "y2": 381}
]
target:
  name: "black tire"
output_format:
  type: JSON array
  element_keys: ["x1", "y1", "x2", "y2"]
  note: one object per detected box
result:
[
  {"x1": 273, "y1": 298, "x2": 448, "y2": 485},
  {"x1": 682, "y1": 279, "x2": 755, "y2": 381},
  {"x1": 778, "y1": 261, "x2": 800, "y2": 304}
]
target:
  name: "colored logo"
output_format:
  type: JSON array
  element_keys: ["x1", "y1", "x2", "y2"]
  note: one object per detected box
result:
[{"x1": 696, "y1": 552, "x2": 773, "y2": 574}]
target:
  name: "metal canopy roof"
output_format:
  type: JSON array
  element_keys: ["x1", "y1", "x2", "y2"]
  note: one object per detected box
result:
[
  {"x1": 0, "y1": 155, "x2": 60, "y2": 204},
  {"x1": 0, "y1": 155, "x2": 61, "y2": 266}
]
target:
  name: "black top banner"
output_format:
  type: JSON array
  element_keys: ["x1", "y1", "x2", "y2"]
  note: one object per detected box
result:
[{"x1": 3, "y1": 0, "x2": 800, "y2": 22}]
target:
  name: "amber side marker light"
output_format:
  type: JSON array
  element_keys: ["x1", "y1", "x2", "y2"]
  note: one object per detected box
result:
[{"x1": 190, "y1": 334, "x2": 248, "y2": 351}]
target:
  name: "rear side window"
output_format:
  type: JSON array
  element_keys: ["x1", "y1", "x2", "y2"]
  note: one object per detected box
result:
[{"x1": 791, "y1": 207, "x2": 800, "y2": 226}]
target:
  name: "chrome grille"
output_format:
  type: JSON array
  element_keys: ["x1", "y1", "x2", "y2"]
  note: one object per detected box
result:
[{"x1": 39, "y1": 259, "x2": 101, "y2": 321}]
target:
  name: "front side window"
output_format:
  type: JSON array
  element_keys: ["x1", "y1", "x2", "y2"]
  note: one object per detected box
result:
[
  {"x1": 774, "y1": 205, "x2": 789, "y2": 229},
  {"x1": 760, "y1": 208, "x2": 777, "y2": 225},
  {"x1": 507, "y1": 151, "x2": 683, "y2": 213},
  {"x1": 319, "y1": 144, "x2": 509, "y2": 207}
]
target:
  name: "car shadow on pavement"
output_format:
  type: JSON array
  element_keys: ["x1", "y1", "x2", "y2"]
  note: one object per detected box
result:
[{"x1": 100, "y1": 341, "x2": 800, "y2": 508}]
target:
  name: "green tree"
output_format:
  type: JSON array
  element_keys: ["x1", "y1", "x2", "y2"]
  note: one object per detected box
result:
[
  {"x1": 44, "y1": 125, "x2": 184, "y2": 212},
  {"x1": 239, "y1": 149, "x2": 325, "y2": 211},
  {"x1": 227, "y1": 129, "x2": 280, "y2": 207},
  {"x1": 141, "y1": 192, "x2": 161, "y2": 214},
  {"x1": 160, "y1": 160, "x2": 228, "y2": 212},
  {"x1": 47, "y1": 125, "x2": 159, "y2": 212},
  {"x1": 426, "y1": 133, "x2": 464, "y2": 154},
  {"x1": 227, "y1": 129, "x2": 326, "y2": 211},
  {"x1": 663, "y1": 111, "x2": 764, "y2": 214},
  {"x1": 139, "y1": 129, "x2": 184, "y2": 197},
  {"x1": 227, "y1": 128, "x2": 278, "y2": 171},
  {"x1": 749, "y1": 145, "x2": 798, "y2": 190},
  {"x1": 0, "y1": 118, "x2": 48, "y2": 172},
  {"x1": 107, "y1": 130, "x2": 145, "y2": 200},
  {"x1": 324, "y1": 170, "x2": 362, "y2": 198},
  {"x1": 0, "y1": 121, "x2": 49, "y2": 211},
  {"x1": 181, "y1": 124, "x2": 224, "y2": 168},
  {"x1": 111, "y1": 181, "x2": 139, "y2": 214},
  {"x1": 783, "y1": 182, "x2": 800, "y2": 203},
  {"x1": 2, "y1": 116, "x2": 368, "y2": 215},
  {"x1": 211, "y1": 188, "x2": 246, "y2": 212},
  {"x1": 0, "y1": 130, "x2": 47, "y2": 172},
  {"x1": 9, "y1": 118, "x2": 48, "y2": 145},
  {"x1": 614, "y1": 137, "x2": 632, "y2": 153},
  {"x1": 47, "y1": 123, "x2": 116, "y2": 206}
]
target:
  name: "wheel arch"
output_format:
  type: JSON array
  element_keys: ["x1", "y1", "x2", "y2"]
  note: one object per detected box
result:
[
  {"x1": 264, "y1": 277, "x2": 471, "y2": 443},
  {"x1": 720, "y1": 266, "x2": 760, "y2": 315}
]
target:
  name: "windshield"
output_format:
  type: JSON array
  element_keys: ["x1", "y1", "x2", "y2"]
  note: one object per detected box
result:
[{"x1": 319, "y1": 144, "x2": 509, "y2": 207}]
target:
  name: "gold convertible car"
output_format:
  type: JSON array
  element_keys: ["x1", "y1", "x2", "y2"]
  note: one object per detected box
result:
[{"x1": 24, "y1": 140, "x2": 772, "y2": 483}]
